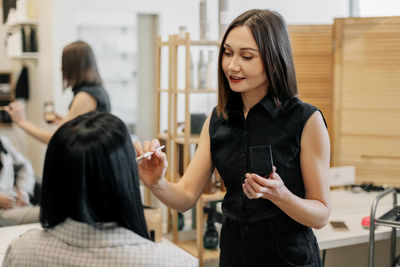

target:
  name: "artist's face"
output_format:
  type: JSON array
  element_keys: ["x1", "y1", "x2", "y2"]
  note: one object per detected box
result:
[{"x1": 222, "y1": 26, "x2": 268, "y2": 95}]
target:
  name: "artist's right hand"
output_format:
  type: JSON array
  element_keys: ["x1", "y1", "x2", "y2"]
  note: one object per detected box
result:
[
  {"x1": 4, "y1": 101, "x2": 26, "y2": 125},
  {"x1": 0, "y1": 193, "x2": 16, "y2": 210},
  {"x1": 134, "y1": 139, "x2": 168, "y2": 190}
]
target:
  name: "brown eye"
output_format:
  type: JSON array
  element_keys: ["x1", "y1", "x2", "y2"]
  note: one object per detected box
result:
[
  {"x1": 242, "y1": 56, "x2": 253, "y2": 60},
  {"x1": 223, "y1": 50, "x2": 232, "y2": 56}
]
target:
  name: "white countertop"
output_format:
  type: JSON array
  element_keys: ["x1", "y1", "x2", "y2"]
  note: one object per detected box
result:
[
  {"x1": 0, "y1": 189, "x2": 397, "y2": 263},
  {"x1": 0, "y1": 223, "x2": 41, "y2": 264},
  {"x1": 0, "y1": 223, "x2": 41, "y2": 254},
  {"x1": 314, "y1": 188, "x2": 398, "y2": 250}
]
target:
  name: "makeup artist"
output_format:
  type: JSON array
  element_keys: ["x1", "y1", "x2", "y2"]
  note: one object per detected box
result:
[{"x1": 135, "y1": 9, "x2": 330, "y2": 267}]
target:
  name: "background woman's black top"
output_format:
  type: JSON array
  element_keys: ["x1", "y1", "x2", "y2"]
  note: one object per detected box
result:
[
  {"x1": 209, "y1": 93, "x2": 325, "y2": 223},
  {"x1": 71, "y1": 84, "x2": 111, "y2": 113}
]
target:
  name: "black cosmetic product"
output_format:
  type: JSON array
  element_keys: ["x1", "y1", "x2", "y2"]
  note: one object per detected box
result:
[{"x1": 248, "y1": 145, "x2": 273, "y2": 177}]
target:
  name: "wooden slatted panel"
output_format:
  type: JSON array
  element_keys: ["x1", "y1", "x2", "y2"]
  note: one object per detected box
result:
[
  {"x1": 288, "y1": 25, "x2": 334, "y2": 143},
  {"x1": 333, "y1": 16, "x2": 400, "y2": 186}
]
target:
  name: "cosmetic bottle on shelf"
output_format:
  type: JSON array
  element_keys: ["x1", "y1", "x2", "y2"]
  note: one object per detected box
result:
[
  {"x1": 190, "y1": 52, "x2": 196, "y2": 89},
  {"x1": 197, "y1": 50, "x2": 207, "y2": 89},
  {"x1": 206, "y1": 50, "x2": 217, "y2": 89},
  {"x1": 199, "y1": 0, "x2": 209, "y2": 40}
]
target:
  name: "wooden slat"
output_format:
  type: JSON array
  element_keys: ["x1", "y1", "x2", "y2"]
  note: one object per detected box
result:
[
  {"x1": 288, "y1": 25, "x2": 334, "y2": 147},
  {"x1": 341, "y1": 109, "x2": 400, "y2": 136},
  {"x1": 333, "y1": 16, "x2": 400, "y2": 186},
  {"x1": 339, "y1": 135, "x2": 400, "y2": 159},
  {"x1": 184, "y1": 33, "x2": 191, "y2": 170}
]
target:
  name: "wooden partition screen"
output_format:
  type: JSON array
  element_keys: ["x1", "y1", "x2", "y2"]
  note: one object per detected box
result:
[
  {"x1": 288, "y1": 25, "x2": 334, "y2": 152},
  {"x1": 332, "y1": 17, "x2": 400, "y2": 186}
]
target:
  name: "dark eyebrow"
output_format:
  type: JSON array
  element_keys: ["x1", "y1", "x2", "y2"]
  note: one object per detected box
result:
[{"x1": 223, "y1": 43, "x2": 259, "y2": 52}]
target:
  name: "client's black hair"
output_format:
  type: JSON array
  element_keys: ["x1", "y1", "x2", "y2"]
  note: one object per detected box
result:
[{"x1": 40, "y1": 112, "x2": 149, "y2": 239}]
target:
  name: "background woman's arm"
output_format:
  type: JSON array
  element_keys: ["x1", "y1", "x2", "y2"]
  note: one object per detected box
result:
[
  {"x1": 5, "y1": 92, "x2": 97, "y2": 144},
  {"x1": 5, "y1": 101, "x2": 53, "y2": 144}
]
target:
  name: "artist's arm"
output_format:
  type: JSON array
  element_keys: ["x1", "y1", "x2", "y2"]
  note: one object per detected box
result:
[{"x1": 135, "y1": 115, "x2": 214, "y2": 212}]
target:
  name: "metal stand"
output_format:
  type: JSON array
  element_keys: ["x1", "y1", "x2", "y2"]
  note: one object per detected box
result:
[{"x1": 368, "y1": 187, "x2": 399, "y2": 267}]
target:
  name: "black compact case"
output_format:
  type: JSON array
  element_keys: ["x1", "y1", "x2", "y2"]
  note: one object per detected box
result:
[{"x1": 248, "y1": 145, "x2": 273, "y2": 177}]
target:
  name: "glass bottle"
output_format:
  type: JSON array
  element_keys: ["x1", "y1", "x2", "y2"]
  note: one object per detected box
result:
[
  {"x1": 206, "y1": 50, "x2": 217, "y2": 89},
  {"x1": 197, "y1": 50, "x2": 207, "y2": 89},
  {"x1": 190, "y1": 52, "x2": 196, "y2": 89},
  {"x1": 43, "y1": 101, "x2": 56, "y2": 123}
]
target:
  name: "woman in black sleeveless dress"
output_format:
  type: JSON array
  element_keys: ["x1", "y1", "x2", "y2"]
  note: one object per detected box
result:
[{"x1": 136, "y1": 9, "x2": 330, "y2": 267}]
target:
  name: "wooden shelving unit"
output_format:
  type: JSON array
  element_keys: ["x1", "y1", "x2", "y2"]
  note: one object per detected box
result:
[
  {"x1": 155, "y1": 33, "x2": 224, "y2": 266},
  {"x1": 0, "y1": 72, "x2": 14, "y2": 127},
  {"x1": 6, "y1": 20, "x2": 39, "y2": 60}
]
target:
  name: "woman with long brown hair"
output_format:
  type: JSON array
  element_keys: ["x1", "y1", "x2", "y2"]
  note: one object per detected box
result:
[
  {"x1": 136, "y1": 9, "x2": 330, "y2": 266},
  {"x1": 5, "y1": 41, "x2": 110, "y2": 144}
]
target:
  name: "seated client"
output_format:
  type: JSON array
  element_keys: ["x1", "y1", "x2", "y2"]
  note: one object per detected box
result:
[
  {"x1": 2, "y1": 112, "x2": 197, "y2": 267},
  {"x1": 0, "y1": 135, "x2": 39, "y2": 226}
]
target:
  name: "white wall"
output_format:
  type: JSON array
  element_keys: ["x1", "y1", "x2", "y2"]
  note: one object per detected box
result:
[
  {"x1": 1, "y1": 0, "x2": 398, "y2": 183},
  {"x1": 3, "y1": 0, "x2": 400, "y2": 177},
  {"x1": 229, "y1": 0, "x2": 348, "y2": 25},
  {"x1": 360, "y1": 0, "x2": 400, "y2": 17},
  {"x1": 0, "y1": 6, "x2": 31, "y2": 167},
  {"x1": 0, "y1": 7, "x2": 12, "y2": 72}
]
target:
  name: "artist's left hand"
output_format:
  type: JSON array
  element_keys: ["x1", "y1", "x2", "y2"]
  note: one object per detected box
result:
[{"x1": 242, "y1": 166, "x2": 291, "y2": 204}]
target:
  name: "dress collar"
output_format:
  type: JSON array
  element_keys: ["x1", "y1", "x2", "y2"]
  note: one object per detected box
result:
[
  {"x1": 71, "y1": 85, "x2": 82, "y2": 95},
  {"x1": 258, "y1": 93, "x2": 281, "y2": 120},
  {"x1": 227, "y1": 92, "x2": 282, "y2": 120},
  {"x1": 47, "y1": 218, "x2": 150, "y2": 248}
]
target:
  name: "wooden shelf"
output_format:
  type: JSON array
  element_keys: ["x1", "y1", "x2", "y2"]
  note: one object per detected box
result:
[
  {"x1": 156, "y1": 33, "x2": 219, "y2": 267},
  {"x1": 158, "y1": 132, "x2": 168, "y2": 140},
  {"x1": 174, "y1": 39, "x2": 219, "y2": 46},
  {"x1": 6, "y1": 21, "x2": 39, "y2": 62},
  {"x1": 190, "y1": 40, "x2": 219, "y2": 46},
  {"x1": 176, "y1": 239, "x2": 220, "y2": 261},
  {"x1": 200, "y1": 190, "x2": 226, "y2": 203},
  {"x1": 174, "y1": 135, "x2": 200, "y2": 144},
  {"x1": 11, "y1": 53, "x2": 39, "y2": 60},
  {"x1": 175, "y1": 89, "x2": 217, "y2": 93},
  {"x1": 7, "y1": 19, "x2": 38, "y2": 29}
]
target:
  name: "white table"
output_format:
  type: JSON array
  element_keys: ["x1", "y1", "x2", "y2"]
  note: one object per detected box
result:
[
  {"x1": 314, "y1": 189, "x2": 397, "y2": 250},
  {"x1": 0, "y1": 190, "x2": 396, "y2": 265},
  {"x1": 313, "y1": 188, "x2": 399, "y2": 267},
  {"x1": 0, "y1": 223, "x2": 41, "y2": 264}
]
